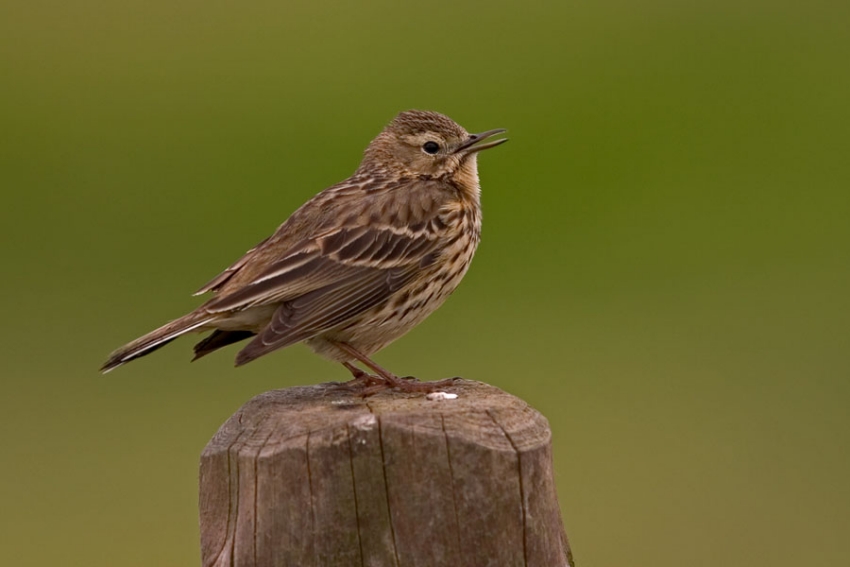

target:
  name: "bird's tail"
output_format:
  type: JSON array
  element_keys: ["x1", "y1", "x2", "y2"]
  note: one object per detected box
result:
[{"x1": 101, "y1": 313, "x2": 214, "y2": 373}]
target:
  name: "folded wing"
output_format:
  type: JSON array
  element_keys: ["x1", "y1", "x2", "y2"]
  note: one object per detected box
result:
[{"x1": 200, "y1": 224, "x2": 444, "y2": 364}]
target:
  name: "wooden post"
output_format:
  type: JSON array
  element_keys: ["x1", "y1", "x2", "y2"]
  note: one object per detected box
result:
[{"x1": 199, "y1": 379, "x2": 573, "y2": 567}]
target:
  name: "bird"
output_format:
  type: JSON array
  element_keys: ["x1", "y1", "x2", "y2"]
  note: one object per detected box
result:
[{"x1": 101, "y1": 110, "x2": 507, "y2": 392}]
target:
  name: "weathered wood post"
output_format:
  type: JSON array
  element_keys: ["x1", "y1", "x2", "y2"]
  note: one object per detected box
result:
[{"x1": 199, "y1": 379, "x2": 573, "y2": 567}]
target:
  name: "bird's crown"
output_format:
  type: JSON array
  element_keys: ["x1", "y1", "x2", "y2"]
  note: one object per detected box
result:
[{"x1": 384, "y1": 110, "x2": 468, "y2": 140}]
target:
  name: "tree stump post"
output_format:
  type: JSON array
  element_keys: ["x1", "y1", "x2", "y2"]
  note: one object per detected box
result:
[{"x1": 199, "y1": 379, "x2": 573, "y2": 567}]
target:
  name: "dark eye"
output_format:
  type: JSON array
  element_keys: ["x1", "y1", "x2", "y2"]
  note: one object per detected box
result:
[{"x1": 422, "y1": 141, "x2": 440, "y2": 154}]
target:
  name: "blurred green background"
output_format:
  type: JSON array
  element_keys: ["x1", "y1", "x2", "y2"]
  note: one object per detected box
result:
[{"x1": 2, "y1": 0, "x2": 849, "y2": 565}]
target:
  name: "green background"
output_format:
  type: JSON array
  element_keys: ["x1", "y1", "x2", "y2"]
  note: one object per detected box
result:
[{"x1": 2, "y1": 1, "x2": 848, "y2": 565}]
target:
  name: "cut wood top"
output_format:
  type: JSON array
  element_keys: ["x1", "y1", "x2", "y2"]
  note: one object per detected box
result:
[{"x1": 203, "y1": 379, "x2": 552, "y2": 457}]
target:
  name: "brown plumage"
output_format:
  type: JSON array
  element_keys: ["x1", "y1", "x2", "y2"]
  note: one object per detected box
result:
[{"x1": 101, "y1": 110, "x2": 507, "y2": 391}]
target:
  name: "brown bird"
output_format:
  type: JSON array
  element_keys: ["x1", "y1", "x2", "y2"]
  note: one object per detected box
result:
[{"x1": 101, "y1": 110, "x2": 507, "y2": 391}]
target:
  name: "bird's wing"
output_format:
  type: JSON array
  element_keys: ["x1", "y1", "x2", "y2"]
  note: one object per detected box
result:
[
  {"x1": 202, "y1": 224, "x2": 441, "y2": 314},
  {"x1": 233, "y1": 264, "x2": 418, "y2": 365},
  {"x1": 191, "y1": 175, "x2": 370, "y2": 297},
  {"x1": 194, "y1": 178, "x2": 455, "y2": 364},
  {"x1": 192, "y1": 175, "x2": 407, "y2": 297},
  {"x1": 211, "y1": 223, "x2": 446, "y2": 365}
]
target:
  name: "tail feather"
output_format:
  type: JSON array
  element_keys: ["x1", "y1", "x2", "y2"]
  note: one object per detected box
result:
[
  {"x1": 192, "y1": 330, "x2": 255, "y2": 361},
  {"x1": 101, "y1": 315, "x2": 213, "y2": 373}
]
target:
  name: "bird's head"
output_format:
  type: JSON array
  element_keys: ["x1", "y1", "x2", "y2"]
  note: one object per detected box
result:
[{"x1": 360, "y1": 110, "x2": 507, "y2": 185}]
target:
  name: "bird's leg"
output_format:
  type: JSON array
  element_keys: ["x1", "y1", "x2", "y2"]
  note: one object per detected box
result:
[
  {"x1": 333, "y1": 342, "x2": 405, "y2": 388},
  {"x1": 343, "y1": 361, "x2": 370, "y2": 380},
  {"x1": 339, "y1": 361, "x2": 385, "y2": 389},
  {"x1": 332, "y1": 341, "x2": 459, "y2": 393}
]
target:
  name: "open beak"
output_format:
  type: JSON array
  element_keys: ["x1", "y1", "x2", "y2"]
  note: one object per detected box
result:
[{"x1": 454, "y1": 128, "x2": 508, "y2": 154}]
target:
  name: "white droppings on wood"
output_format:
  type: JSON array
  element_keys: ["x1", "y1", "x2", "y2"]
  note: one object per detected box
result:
[
  {"x1": 351, "y1": 413, "x2": 378, "y2": 430},
  {"x1": 426, "y1": 392, "x2": 458, "y2": 401}
]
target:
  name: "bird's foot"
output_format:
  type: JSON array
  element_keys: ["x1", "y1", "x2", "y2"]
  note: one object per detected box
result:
[
  {"x1": 338, "y1": 358, "x2": 459, "y2": 396},
  {"x1": 331, "y1": 373, "x2": 385, "y2": 390},
  {"x1": 332, "y1": 375, "x2": 462, "y2": 397},
  {"x1": 386, "y1": 375, "x2": 462, "y2": 393}
]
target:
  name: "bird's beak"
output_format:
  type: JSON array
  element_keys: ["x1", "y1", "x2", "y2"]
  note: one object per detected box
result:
[{"x1": 454, "y1": 128, "x2": 508, "y2": 154}]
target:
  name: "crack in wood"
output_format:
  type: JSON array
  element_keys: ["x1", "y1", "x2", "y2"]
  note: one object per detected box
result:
[
  {"x1": 439, "y1": 413, "x2": 463, "y2": 558},
  {"x1": 345, "y1": 425, "x2": 366, "y2": 567},
  {"x1": 208, "y1": 428, "x2": 247, "y2": 567},
  {"x1": 253, "y1": 423, "x2": 277, "y2": 566},
  {"x1": 487, "y1": 409, "x2": 528, "y2": 567},
  {"x1": 375, "y1": 411, "x2": 401, "y2": 567},
  {"x1": 305, "y1": 430, "x2": 317, "y2": 564}
]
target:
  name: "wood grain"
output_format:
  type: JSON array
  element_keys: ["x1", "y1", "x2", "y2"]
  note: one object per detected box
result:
[{"x1": 199, "y1": 379, "x2": 573, "y2": 567}]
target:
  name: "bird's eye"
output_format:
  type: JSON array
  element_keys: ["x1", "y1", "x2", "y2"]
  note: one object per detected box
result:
[{"x1": 422, "y1": 141, "x2": 440, "y2": 155}]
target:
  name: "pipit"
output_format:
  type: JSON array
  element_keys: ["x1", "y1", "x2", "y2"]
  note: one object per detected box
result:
[{"x1": 102, "y1": 110, "x2": 507, "y2": 392}]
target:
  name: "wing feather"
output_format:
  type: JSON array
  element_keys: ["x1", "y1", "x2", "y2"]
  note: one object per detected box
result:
[
  {"x1": 203, "y1": 226, "x2": 440, "y2": 313},
  {"x1": 234, "y1": 266, "x2": 416, "y2": 365}
]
